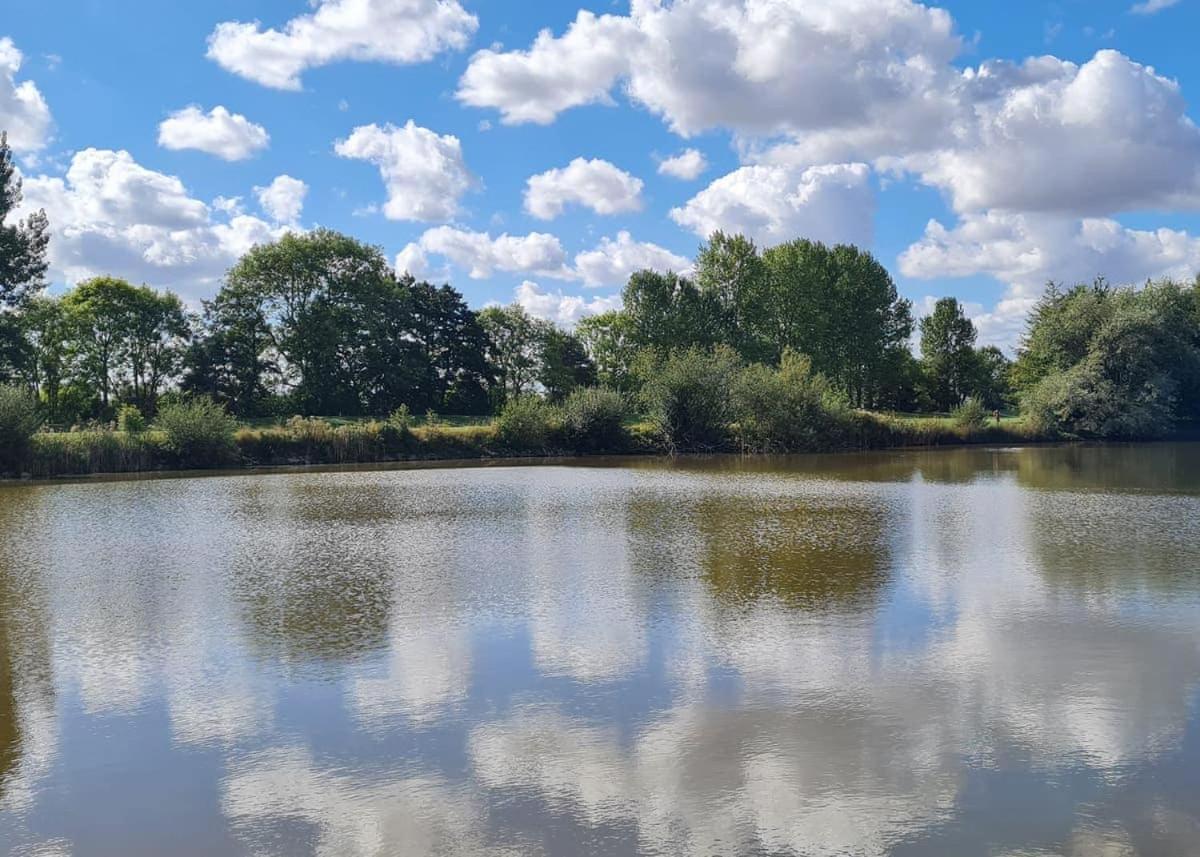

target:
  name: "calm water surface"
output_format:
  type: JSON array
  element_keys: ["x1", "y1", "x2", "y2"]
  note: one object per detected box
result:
[{"x1": 2, "y1": 444, "x2": 1200, "y2": 856}]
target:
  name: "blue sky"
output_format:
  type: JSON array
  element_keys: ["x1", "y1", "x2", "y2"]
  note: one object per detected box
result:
[{"x1": 3, "y1": 0, "x2": 1200, "y2": 349}]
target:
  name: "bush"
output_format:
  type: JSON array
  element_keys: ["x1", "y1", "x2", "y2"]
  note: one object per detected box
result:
[
  {"x1": 156, "y1": 396, "x2": 237, "y2": 467},
  {"x1": 496, "y1": 396, "x2": 560, "y2": 451},
  {"x1": 389, "y1": 404, "x2": 414, "y2": 431},
  {"x1": 560, "y1": 387, "x2": 628, "y2": 453},
  {"x1": 1022, "y1": 359, "x2": 1175, "y2": 440},
  {"x1": 952, "y1": 398, "x2": 989, "y2": 430},
  {"x1": 731, "y1": 351, "x2": 848, "y2": 452},
  {"x1": 641, "y1": 347, "x2": 741, "y2": 452},
  {"x1": 117, "y1": 404, "x2": 147, "y2": 433},
  {"x1": 0, "y1": 385, "x2": 41, "y2": 473}
]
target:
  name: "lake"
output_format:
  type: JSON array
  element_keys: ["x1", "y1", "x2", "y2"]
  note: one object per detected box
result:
[{"x1": 1, "y1": 444, "x2": 1200, "y2": 856}]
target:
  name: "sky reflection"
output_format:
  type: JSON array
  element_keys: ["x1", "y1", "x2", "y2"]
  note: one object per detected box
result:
[{"x1": 1, "y1": 446, "x2": 1199, "y2": 856}]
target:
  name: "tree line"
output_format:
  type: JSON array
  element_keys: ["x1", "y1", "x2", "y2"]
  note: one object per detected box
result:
[{"x1": 3, "y1": 132, "x2": 1200, "y2": 443}]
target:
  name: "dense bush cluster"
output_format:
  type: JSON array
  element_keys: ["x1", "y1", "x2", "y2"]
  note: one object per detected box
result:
[{"x1": 1015, "y1": 280, "x2": 1200, "y2": 439}]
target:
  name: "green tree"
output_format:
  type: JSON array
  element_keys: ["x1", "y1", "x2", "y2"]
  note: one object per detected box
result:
[
  {"x1": 761, "y1": 240, "x2": 912, "y2": 407},
  {"x1": 183, "y1": 286, "x2": 278, "y2": 416},
  {"x1": 920, "y1": 297, "x2": 978, "y2": 410},
  {"x1": 61, "y1": 277, "x2": 138, "y2": 413},
  {"x1": 479, "y1": 304, "x2": 546, "y2": 404},
  {"x1": 622, "y1": 269, "x2": 721, "y2": 353},
  {"x1": 18, "y1": 296, "x2": 72, "y2": 419},
  {"x1": 576, "y1": 311, "x2": 639, "y2": 392},
  {"x1": 1013, "y1": 280, "x2": 1113, "y2": 390},
  {"x1": 0, "y1": 132, "x2": 49, "y2": 308},
  {"x1": 124, "y1": 286, "x2": 188, "y2": 414},
  {"x1": 403, "y1": 278, "x2": 493, "y2": 414},
  {"x1": 538, "y1": 327, "x2": 596, "y2": 402},
  {"x1": 693, "y1": 231, "x2": 770, "y2": 359},
  {"x1": 971, "y1": 345, "x2": 1013, "y2": 410},
  {"x1": 1019, "y1": 279, "x2": 1200, "y2": 438},
  {"x1": 222, "y1": 229, "x2": 396, "y2": 414}
]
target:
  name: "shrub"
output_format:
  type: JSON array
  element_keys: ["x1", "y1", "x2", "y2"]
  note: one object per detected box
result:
[
  {"x1": 731, "y1": 351, "x2": 847, "y2": 452},
  {"x1": 117, "y1": 404, "x2": 147, "y2": 433},
  {"x1": 641, "y1": 347, "x2": 741, "y2": 452},
  {"x1": 0, "y1": 385, "x2": 41, "y2": 473},
  {"x1": 560, "y1": 387, "x2": 629, "y2": 453},
  {"x1": 156, "y1": 396, "x2": 237, "y2": 467},
  {"x1": 1022, "y1": 359, "x2": 1175, "y2": 440},
  {"x1": 952, "y1": 398, "x2": 989, "y2": 430},
  {"x1": 496, "y1": 396, "x2": 560, "y2": 451},
  {"x1": 389, "y1": 404, "x2": 413, "y2": 431}
]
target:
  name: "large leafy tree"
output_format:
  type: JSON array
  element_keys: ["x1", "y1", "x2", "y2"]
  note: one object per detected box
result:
[
  {"x1": 920, "y1": 297, "x2": 979, "y2": 410},
  {"x1": 404, "y1": 278, "x2": 493, "y2": 414},
  {"x1": 761, "y1": 239, "x2": 912, "y2": 407},
  {"x1": 479, "y1": 304, "x2": 546, "y2": 404},
  {"x1": 0, "y1": 132, "x2": 49, "y2": 309},
  {"x1": 538, "y1": 327, "x2": 596, "y2": 402},
  {"x1": 60, "y1": 277, "x2": 188, "y2": 415},
  {"x1": 183, "y1": 286, "x2": 278, "y2": 416},
  {"x1": 1, "y1": 132, "x2": 50, "y2": 384},
  {"x1": 61, "y1": 277, "x2": 138, "y2": 411},
  {"x1": 576, "y1": 311, "x2": 638, "y2": 392},
  {"x1": 206, "y1": 231, "x2": 493, "y2": 416},
  {"x1": 222, "y1": 229, "x2": 397, "y2": 414},
  {"x1": 622, "y1": 269, "x2": 721, "y2": 353},
  {"x1": 693, "y1": 231, "x2": 770, "y2": 360},
  {"x1": 1019, "y1": 279, "x2": 1200, "y2": 438}
]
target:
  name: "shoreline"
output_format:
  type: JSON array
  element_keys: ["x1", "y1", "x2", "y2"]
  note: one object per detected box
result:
[{"x1": 0, "y1": 433, "x2": 1161, "y2": 487}]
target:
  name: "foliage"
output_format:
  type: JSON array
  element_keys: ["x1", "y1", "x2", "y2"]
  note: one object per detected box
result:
[
  {"x1": 0, "y1": 385, "x2": 41, "y2": 471},
  {"x1": 495, "y1": 396, "x2": 560, "y2": 451},
  {"x1": 0, "y1": 132, "x2": 50, "y2": 309},
  {"x1": 1015, "y1": 279, "x2": 1200, "y2": 438},
  {"x1": 155, "y1": 396, "x2": 237, "y2": 467},
  {"x1": 921, "y1": 297, "x2": 978, "y2": 410},
  {"x1": 560, "y1": 387, "x2": 628, "y2": 452},
  {"x1": 117, "y1": 404, "x2": 146, "y2": 433},
  {"x1": 388, "y1": 404, "x2": 413, "y2": 431},
  {"x1": 731, "y1": 351, "x2": 848, "y2": 452},
  {"x1": 952, "y1": 398, "x2": 989, "y2": 430},
  {"x1": 576, "y1": 311, "x2": 639, "y2": 392},
  {"x1": 479, "y1": 304, "x2": 545, "y2": 404},
  {"x1": 761, "y1": 240, "x2": 914, "y2": 407},
  {"x1": 59, "y1": 276, "x2": 188, "y2": 416},
  {"x1": 641, "y1": 346, "x2": 741, "y2": 452},
  {"x1": 205, "y1": 231, "x2": 493, "y2": 417},
  {"x1": 539, "y1": 327, "x2": 596, "y2": 402}
]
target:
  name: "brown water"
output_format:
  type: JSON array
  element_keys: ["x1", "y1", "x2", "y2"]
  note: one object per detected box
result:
[{"x1": 1, "y1": 444, "x2": 1200, "y2": 856}]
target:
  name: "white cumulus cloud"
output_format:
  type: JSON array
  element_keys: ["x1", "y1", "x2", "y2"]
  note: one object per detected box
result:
[
  {"x1": 657, "y1": 148, "x2": 708, "y2": 180},
  {"x1": 0, "y1": 37, "x2": 52, "y2": 153},
  {"x1": 157, "y1": 105, "x2": 270, "y2": 161},
  {"x1": 457, "y1": 10, "x2": 635, "y2": 124},
  {"x1": 889, "y1": 50, "x2": 1200, "y2": 215},
  {"x1": 514, "y1": 281, "x2": 622, "y2": 327},
  {"x1": 254, "y1": 175, "x2": 308, "y2": 224},
  {"x1": 16, "y1": 148, "x2": 290, "y2": 301},
  {"x1": 207, "y1": 0, "x2": 478, "y2": 90},
  {"x1": 334, "y1": 121, "x2": 474, "y2": 222},
  {"x1": 671, "y1": 162, "x2": 875, "y2": 248},
  {"x1": 456, "y1": 0, "x2": 959, "y2": 141},
  {"x1": 574, "y1": 231, "x2": 690, "y2": 287},
  {"x1": 398, "y1": 226, "x2": 574, "y2": 280},
  {"x1": 524, "y1": 157, "x2": 643, "y2": 220}
]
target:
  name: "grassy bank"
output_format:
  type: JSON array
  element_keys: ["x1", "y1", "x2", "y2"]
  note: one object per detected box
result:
[{"x1": 6, "y1": 411, "x2": 1041, "y2": 480}]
